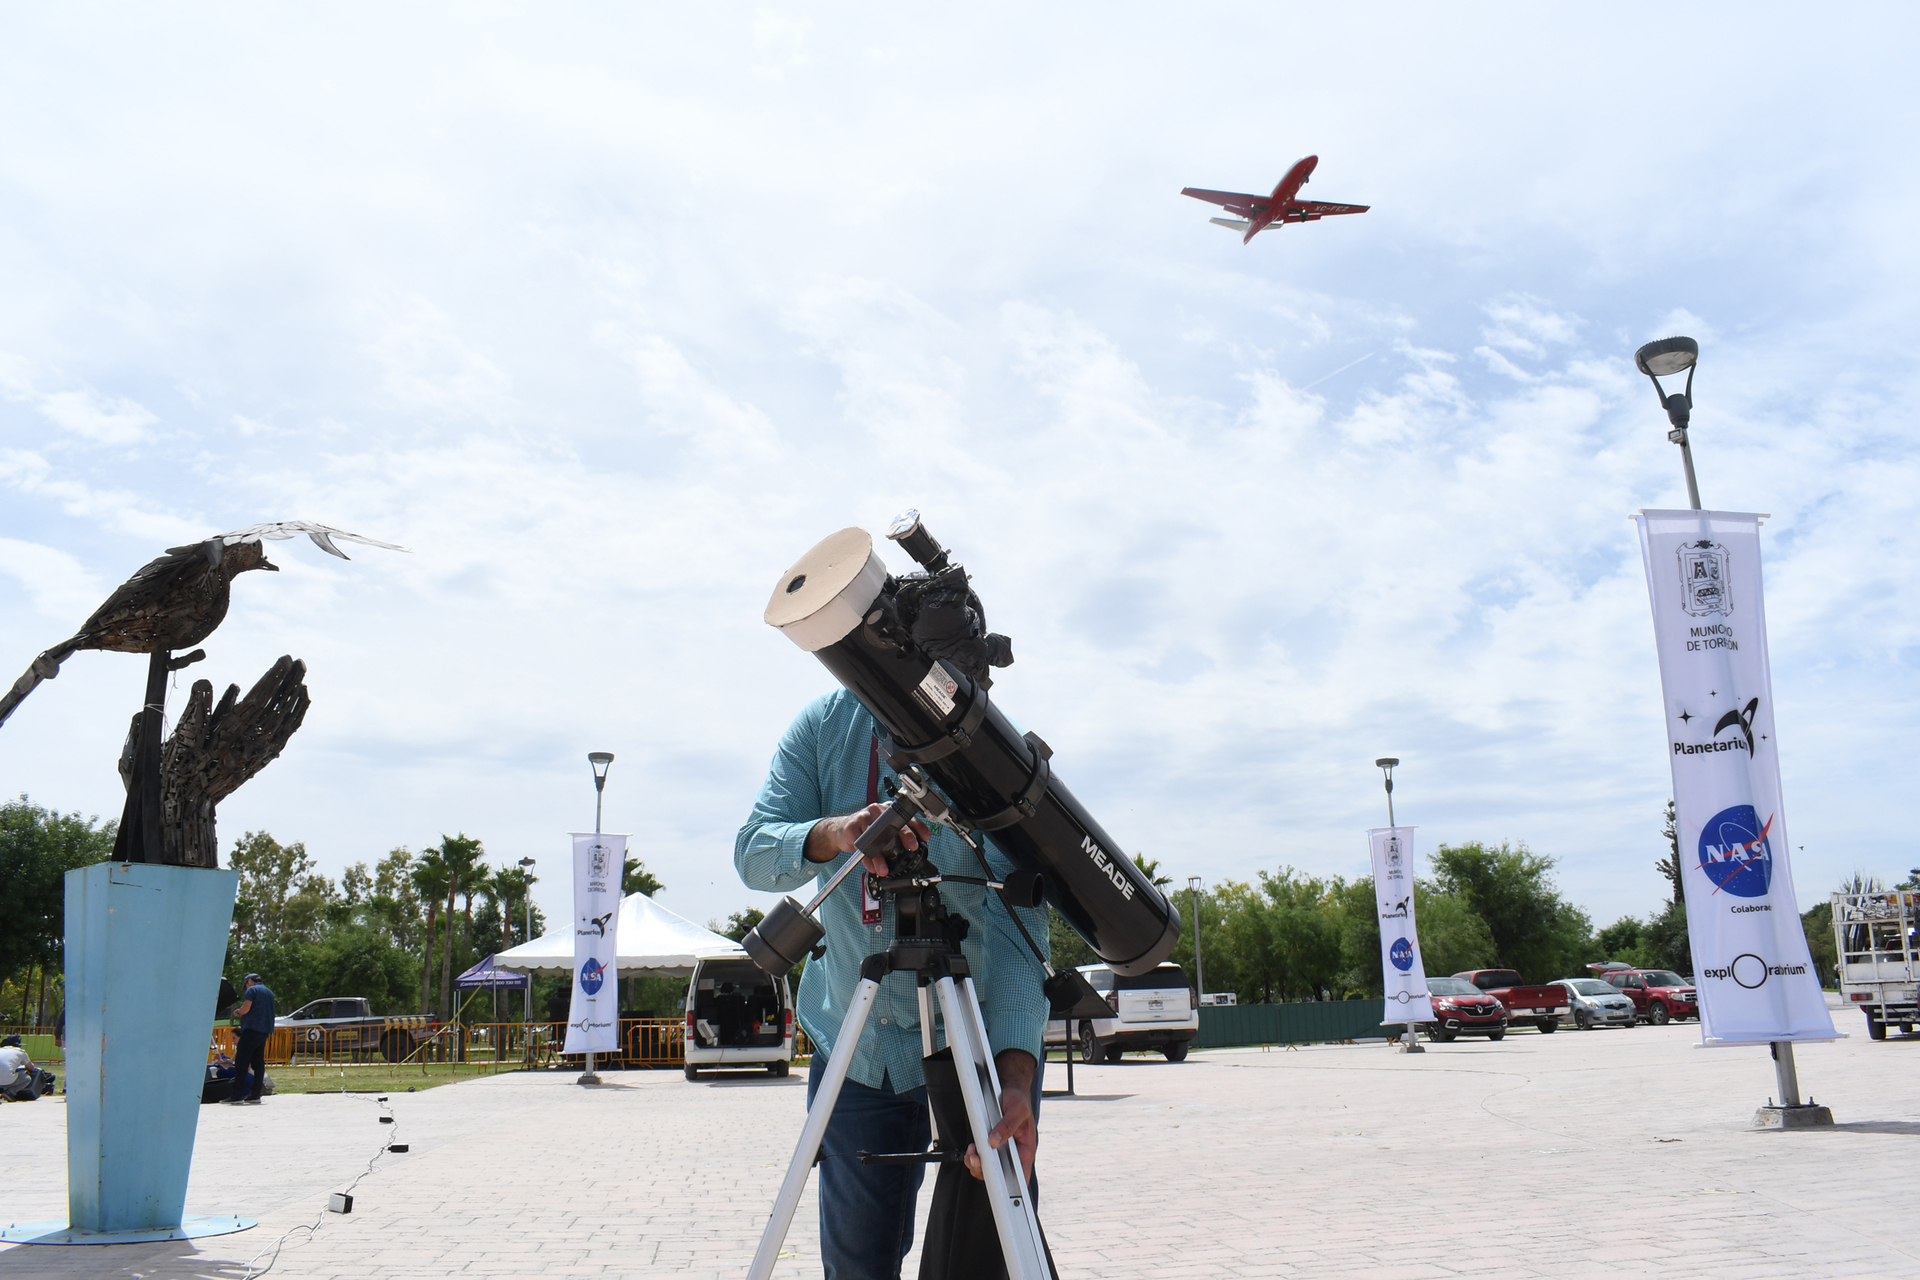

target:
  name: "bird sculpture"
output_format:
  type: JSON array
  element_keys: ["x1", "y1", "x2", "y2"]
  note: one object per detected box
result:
[
  {"x1": 0, "y1": 521, "x2": 404, "y2": 727},
  {"x1": 0, "y1": 521, "x2": 404, "y2": 866}
]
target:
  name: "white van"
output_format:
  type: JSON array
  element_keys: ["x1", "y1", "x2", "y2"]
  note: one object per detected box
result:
[
  {"x1": 1043, "y1": 962, "x2": 1198, "y2": 1063},
  {"x1": 682, "y1": 956, "x2": 796, "y2": 1080}
]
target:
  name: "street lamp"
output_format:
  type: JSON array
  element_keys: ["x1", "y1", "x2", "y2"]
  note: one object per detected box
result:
[
  {"x1": 1187, "y1": 877, "x2": 1205, "y2": 1005},
  {"x1": 588, "y1": 752, "x2": 615, "y2": 834},
  {"x1": 1372, "y1": 757, "x2": 1420, "y2": 1054},
  {"x1": 517, "y1": 857, "x2": 536, "y2": 1025},
  {"x1": 1375, "y1": 757, "x2": 1399, "y2": 827},
  {"x1": 580, "y1": 752, "x2": 615, "y2": 1087},
  {"x1": 1634, "y1": 336, "x2": 1702, "y2": 510}
]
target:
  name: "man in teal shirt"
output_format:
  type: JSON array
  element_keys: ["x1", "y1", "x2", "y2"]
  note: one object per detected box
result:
[{"x1": 736, "y1": 688, "x2": 1050, "y2": 1279}]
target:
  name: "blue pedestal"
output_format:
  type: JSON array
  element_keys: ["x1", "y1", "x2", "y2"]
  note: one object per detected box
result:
[{"x1": 58, "y1": 862, "x2": 244, "y2": 1241}]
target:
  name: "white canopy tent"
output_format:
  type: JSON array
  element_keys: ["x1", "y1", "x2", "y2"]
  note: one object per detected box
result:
[{"x1": 494, "y1": 891, "x2": 749, "y2": 979}]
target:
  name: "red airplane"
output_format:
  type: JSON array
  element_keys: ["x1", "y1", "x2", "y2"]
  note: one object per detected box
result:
[{"x1": 1181, "y1": 155, "x2": 1369, "y2": 244}]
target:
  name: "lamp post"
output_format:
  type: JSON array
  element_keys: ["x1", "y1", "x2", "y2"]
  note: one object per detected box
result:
[
  {"x1": 1187, "y1": 877, "x2": 1205, "y2": 1005},
  {"x1": 1634, "y1": 336, "x2": 1816, "y2": 1122},
  {"x1": 1374, "y1": 757, "x2": 1421, "y2": 1054},
  {"x1": 517, "y1": 857, "x2": 536, "y2": 1024},
  {"x1": 580, "y1": 752, "x2": 614, "y2": 1087}
]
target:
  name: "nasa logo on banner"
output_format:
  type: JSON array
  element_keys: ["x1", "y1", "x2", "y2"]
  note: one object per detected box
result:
[{"x1": 1634, "y1": 510, "x2": 1837, "y2": 1046}]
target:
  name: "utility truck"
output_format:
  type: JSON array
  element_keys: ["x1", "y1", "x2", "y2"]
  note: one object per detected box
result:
[
  {"x1": 275, "y1": 998, "x2": 438, "y2": 1063},
  {"x1": 1832, "y1": 890, "x2": 1919, "y2": 1040}
]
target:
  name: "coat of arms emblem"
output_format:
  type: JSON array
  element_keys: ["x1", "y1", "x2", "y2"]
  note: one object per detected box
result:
[
  {"x1": 1677, "y1": 540, "x2": 1731, "y2": 617},
  {"x1": 589, "y1": 842, "x2": 609, "y2": 880},
  {"x1": 1386, "y1": 836, "x2": 1403, "y2": 869}
]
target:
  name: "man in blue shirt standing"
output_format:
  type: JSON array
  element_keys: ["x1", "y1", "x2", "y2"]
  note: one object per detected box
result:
[
  {"x1": 737, "y1": 688, "x2": 1051, "y2": 1280},
  {"x1": 229, "y1": 972, "x2": 275, "y2": 1105}
]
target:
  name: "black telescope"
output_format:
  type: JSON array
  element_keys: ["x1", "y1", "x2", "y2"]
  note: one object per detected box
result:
[{"x1": 755, "y1": 514, "x2": 1179, "y2": 976}]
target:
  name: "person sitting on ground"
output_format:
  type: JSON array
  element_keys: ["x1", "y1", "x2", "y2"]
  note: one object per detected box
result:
[{"x1": 0, "y1": 1035, "x2": 31, "y2": 1096}]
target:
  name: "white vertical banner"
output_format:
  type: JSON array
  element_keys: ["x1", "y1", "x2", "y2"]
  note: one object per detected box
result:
[
  {"x1": 1367, "y1": 826, "x2": 1433, "y2": 1026},
  {"x1": 1635, "y1": 510, "x2": 1838, "y2": 1045},
  {"x1": 564, "y1": 831, "x2": 625, "y2": 1055}
]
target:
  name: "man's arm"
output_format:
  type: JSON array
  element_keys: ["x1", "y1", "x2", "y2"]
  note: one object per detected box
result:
[{"x1": 234, "y1": 999, "x2": 252, "y2": 1018}]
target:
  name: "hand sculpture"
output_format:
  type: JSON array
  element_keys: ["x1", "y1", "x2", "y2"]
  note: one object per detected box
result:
[{"x1": 114, "y1": 656, "x2": 312, "y2": 868}]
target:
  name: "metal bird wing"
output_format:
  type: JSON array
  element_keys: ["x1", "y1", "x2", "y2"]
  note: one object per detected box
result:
[{"x1": 213, "y1": 521, "x2": 409, "y2": 560}]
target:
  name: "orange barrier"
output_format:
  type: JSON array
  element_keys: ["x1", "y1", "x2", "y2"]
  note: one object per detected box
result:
[{"x1": 201, "y1": 1018, "x2": 810, "y2": 1070}]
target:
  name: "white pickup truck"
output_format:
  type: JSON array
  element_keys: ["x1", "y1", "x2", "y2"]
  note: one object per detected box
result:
[
  {"x1": 1833, "y1": 890, "x2": 1919, "y2": 1040},
  {"x1": 1044, "y1": 962, "x2": 1198, "y2": 1063}
]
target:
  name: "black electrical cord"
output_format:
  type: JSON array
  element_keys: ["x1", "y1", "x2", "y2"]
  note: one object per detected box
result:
[{"x1": 239, "y1": 1094, "x2": 402, "y2": 1280}]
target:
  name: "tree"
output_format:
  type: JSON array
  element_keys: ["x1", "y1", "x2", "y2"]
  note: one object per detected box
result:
[
  {"x1": 1802, "y1": 901, "x2": 1838, "y2": 988},
  {"x1": 1412, "y1": 885, "x2": 1497, "y2": 977},
  {"x1": 623, "y1": 855, "x2": 664, "y2": 898},
  {"x1": 1429, "y1": 841, "x2": 1592, "y2": 980},
  {"x1": 411, "y1": 850, "x2": 450, "y2": 1014},
  {"x1": 1655, "y1": 800, "x2": 1685, "y2": 905},
  {"x1": 0, "y1": 796, "x2": 116, "y2": 1024},
  {"x1": 229, "y1": 830, "x2": 334, "y2": 945},
  {"x1": 1132, "y1": 854, "x2": 1171, "y2": 889},
  {"x1": 1594, "y1": 916, "x2": 1646, "y2": 966},
  {"x1": 430, "y1": 834, "x2": 485, "y2": 1019},
  {"x1": 721, "y1": 908, "x2": 765, "y2": 941},
  {"x1": 1640, "y1": 900, "x2": 1691, "y2": 975}
]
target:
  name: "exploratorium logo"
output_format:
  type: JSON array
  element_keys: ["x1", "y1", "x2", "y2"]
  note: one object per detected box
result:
[{"x1": 1699, "y1": 954, "x2": 1807, "y2": 989}]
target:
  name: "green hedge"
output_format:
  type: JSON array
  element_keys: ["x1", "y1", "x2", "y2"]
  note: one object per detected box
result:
[{"x1": 1193, "y1": 1000, "x2": 1390, "y2": 1048}]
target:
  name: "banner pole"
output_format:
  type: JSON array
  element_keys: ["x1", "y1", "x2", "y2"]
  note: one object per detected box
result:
[
  {"x1": 1374, "y1": 760, "x2": 1423, "y2": 1054},
  {"x1": 1634, "y1": 336, "x2": 1825, "y2": 1125}
]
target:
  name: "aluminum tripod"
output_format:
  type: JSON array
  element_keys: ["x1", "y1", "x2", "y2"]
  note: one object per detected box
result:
[{"x1": 746, "y1": 938, "x2": 1051, "y2": 1280}]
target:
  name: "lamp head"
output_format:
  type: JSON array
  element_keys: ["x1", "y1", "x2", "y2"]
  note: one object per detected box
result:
[
  {"x1": 588, "y1": 751, "x2": 614, "y2": 791},
  {"x1": 1634, "y1": 336, "x2": 1698, "y2": 431},
  {"x1": 517, "y1": 857, "x2": 536, "y2": 869}
]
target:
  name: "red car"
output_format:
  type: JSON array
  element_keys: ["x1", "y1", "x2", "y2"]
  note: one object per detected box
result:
[
  {"x1": 1423, "y1": 976, "x2": 1507, "y2": 1042},
  {"x1": 1591, "y1": 964, "x2": 1698, "y2": 1024}
]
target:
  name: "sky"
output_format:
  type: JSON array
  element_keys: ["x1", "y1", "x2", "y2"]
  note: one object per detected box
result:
[{"x1": 2, "y1": 5, "x2": 1917, "y2": 940}]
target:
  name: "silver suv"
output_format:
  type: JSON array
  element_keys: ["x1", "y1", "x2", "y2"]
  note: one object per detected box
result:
[{"x1": 1044, "y1": 962, "x2": 1198, "y2": 1063}]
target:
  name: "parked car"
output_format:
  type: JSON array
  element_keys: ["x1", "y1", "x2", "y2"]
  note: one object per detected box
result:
[
  {"x1": 1550, "y1": 978, "x2": 1637, "y2": 1030},
  {"x1": 1596, "y1": 967, "x2": 1698, "y2": 1024},
  {"x1": 1453, "y1": 969, "x2": 1569, "y2": 1033},
  {"x1": 1043, "y1": 962, "x2": 1197, "y2": 1063},
  {"x1": 1423, "y1": 976, "x2": 1507, "y2": 1041},
  {"x1": 682, "y1": 956, "x2": 795, "y2": 1080},
  {"x1": 275, "y1": 997, "x2": 437, "y2": 1063}
]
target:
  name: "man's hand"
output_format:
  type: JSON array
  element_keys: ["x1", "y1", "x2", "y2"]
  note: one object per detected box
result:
[
  {"x1": 964, "y1": 1049, "x2": 1038, "y2": 1184},
  {"x1": 804, "y1": 804, "x2": 931, "y2": 875}
]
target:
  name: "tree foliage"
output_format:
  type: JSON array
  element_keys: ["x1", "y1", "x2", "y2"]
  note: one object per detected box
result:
[
  {"x1": 0, "y1": 795, "x2": 117, "y2": 1022},
  {"x1": 1428, "y1": 840, "x2": 1592, "y2": 980}
]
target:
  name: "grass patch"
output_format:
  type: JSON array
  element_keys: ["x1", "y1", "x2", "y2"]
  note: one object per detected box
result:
[{"x1": 268, "y1": 1063, "x2": 529, "y2": 1094}]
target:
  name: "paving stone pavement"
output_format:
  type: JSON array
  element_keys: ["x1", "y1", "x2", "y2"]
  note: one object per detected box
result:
[{"x1": 2, "y1": 1021, "x2": 1916, "y2": 1279}]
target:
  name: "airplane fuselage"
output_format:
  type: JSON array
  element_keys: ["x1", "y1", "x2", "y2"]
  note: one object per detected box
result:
[{"x1": 1243, "y1": 155, "x2": 1318, "y2": 243}]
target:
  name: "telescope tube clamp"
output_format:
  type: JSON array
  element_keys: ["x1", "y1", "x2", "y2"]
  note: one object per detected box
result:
[
  {"x1": 886, "y1": 678, "x2": 991, "y2": 770},
  {"x1": 966, "y1": 732, "x2": 1054, "y2": 832}
]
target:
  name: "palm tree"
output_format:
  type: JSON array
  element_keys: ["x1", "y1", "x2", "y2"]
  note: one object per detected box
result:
[
  {"x1": 488, "y1": 864, "x2": 535, "y2": 951},
  {"x1": 434, "y1": 834, "x2": 485, "y2": 1022},
  {"x1": 622, "y1": 854, "x2": 664, "y2": 897},
  {"x1": 411, "y1": 851, "x2": 450, "y2": 1015}
]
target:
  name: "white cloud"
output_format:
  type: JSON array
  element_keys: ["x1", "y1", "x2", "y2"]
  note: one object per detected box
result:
[{"x1": 0, "y1": 537, "x2": 102, "y2": 623}]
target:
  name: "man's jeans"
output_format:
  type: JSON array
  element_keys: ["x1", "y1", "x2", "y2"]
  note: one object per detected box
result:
[
  {"x1": 807, "y1": 1054, "x2": 930, "y2": 1280},
  {"x1": 804, "y1": 1052, "x2": 1044, "y2": 1280},
  {"x1": 234, "y1": 1029, "x2": 269, "y2": 1101}
]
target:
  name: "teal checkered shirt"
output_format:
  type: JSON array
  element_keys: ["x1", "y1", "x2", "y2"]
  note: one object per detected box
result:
[{"x1": 734, "y1": 689, "x2": 1051, "y2": 1092}]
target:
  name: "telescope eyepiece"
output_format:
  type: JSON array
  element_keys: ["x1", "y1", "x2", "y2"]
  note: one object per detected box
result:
[{"x1": 887, "y1": 509, "x2": 951, "y2": 574}]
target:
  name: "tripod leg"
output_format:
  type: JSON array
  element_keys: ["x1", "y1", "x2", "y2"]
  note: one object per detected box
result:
[
  {"x1": 930, "y1": 976, "x2": 1051, "y2": 1280},
  {"x1": 747, "y1": 976, "x2": 880, "y2": 1280}
]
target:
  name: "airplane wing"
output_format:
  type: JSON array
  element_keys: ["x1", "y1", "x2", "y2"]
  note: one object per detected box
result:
[
  {"x1": 1182, "y1": 187, "x2": 1266, "y2": 217},
  {"x1": 1209, "y1": 217, "x2": 1251, "y2": 231},
  {"x1": 1294, "y1": 201, "x2": 1369, "y2": 216}
]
